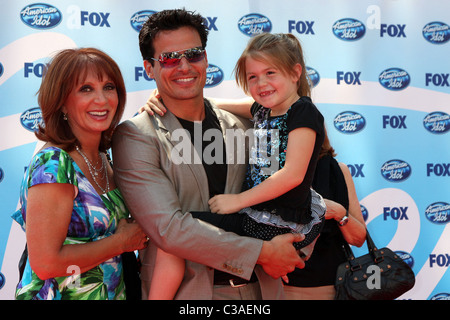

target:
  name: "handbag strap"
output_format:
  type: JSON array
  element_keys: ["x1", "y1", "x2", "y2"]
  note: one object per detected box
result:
[
  {"x1": 341, "y1": 228, "x2": 384, "y2": 270},
  {"x1": 365, "y1": 229, "x2": 385, "y2": 263}
]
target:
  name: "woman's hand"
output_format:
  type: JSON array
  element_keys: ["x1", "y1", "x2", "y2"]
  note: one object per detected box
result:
[
  {"x1": 138, "y1": 89, "x2": 166, "y2": 116},
  {"x1": 323, "y1": 198, "x2": 346, "y2": 221},
  {"x1": 115, "y1": 219, "x2": 149, "y2": 252}
]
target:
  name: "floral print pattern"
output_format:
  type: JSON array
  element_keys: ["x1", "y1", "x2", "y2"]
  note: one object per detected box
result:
[{"x1": 12, "y1": 147, "x2": 128, "y2": 300}]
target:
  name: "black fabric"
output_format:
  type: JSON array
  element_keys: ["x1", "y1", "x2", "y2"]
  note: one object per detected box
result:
[
  {"x1": 242, "y1": 215, "x2": 325, "y2": 250},
  {"x1": 246, "y1": 97, "x2": 325, "y2": 225},
  {"x1": 191, "y1": 211, "x2": 246, "y2": 236},
  {"x1": 121, "y1": 251, "x2": 142, "y2": 300},
  {"x1": 287, "y1": 154, "x2": 350, "y2": 287},
  {"x1": 176, "y1": 100, "x2": 227, "y2": 198},
  {"x1": 18, "y1": 244, "x2": 28, "y2": 281}
]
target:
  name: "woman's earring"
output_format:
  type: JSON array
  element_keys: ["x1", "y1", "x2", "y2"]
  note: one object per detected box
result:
[{"x1": 63, "y1": 113, "x2": 68, "y2": 120}]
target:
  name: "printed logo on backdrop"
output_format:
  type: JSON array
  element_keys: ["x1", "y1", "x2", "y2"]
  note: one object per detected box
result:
[
  {"x1": 396, "y1": 251, "x2": 415, "y2": 268},
  {"x1": 0, "y1": 167, "x2": 4, "y2": 183},
  {"x1": 380, "y1": 159, "x2": 412, "y2": 182},
  {"x1": 360, "y1": 204, "x2": 368, "y2": 221},
  {"x1": 20, "y1": 107, "x2": 42, "y2": 132},
  {"x1": 306, "y1": 66, "x2": 320, "y2": 88},
  {"x1": 130, "y1": 10, "x2": 157, "y2": 32},
  {"x1": 238, "y1": 13, "x2": 272, "y2": 37},
  {"x1": 332, "y1": 18, "x2": 366, "y2": 41},
  {"x1": 0, "y1": 272, "x2": 5, "y2": 290},
  {"x1": 380, "y1": 24, "x2": 407, "y2": 38},
  {"x1": 205, "y1": 64, "x2": 224, "y2": 88},
  {"x1": 378, "y1": 68, "x2": 411, "y2": 91},
  {"x1": 288, "y1": 20, "x2": 315, "y2": 35},
  {"x1": 333, "y1": 111, "x2": 366, "y2": 134},
  {"x1": 423, "y1": 111, "x2": 450, "y2": 134},
  {"x1": 20, "y1": 3, "x2": 62, "y2": 29},
  {"x1": 0, "y1": 62, "x2": 3, "y2": 78},
  {"x1": 430, "y1": 293, "x2": 450, "y2": 300},
  {"x1": 425, "y1": 202, "x2": 450, "y2": 225},
  {"x1": 423, "y1": 22, "x2": 450, "y2": 44}
]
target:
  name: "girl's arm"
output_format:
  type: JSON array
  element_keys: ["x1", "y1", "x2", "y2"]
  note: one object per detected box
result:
[
  {"x1": 209, "y1": 127, "x2": 315, "y2": 213},
  {"x1": 26, "y1": 183, "x2": 148, "y2": 280},
  {"x1": 148, "y1": 248, "x2": 185, "y2": 300},
  {"x1": 209, "y1": 97, "x2": 254, "y2": 119}
]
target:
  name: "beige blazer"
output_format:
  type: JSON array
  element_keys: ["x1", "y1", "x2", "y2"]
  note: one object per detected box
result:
[{"x1": 112, "y1": 100, "x2": 284, "y2": 300}]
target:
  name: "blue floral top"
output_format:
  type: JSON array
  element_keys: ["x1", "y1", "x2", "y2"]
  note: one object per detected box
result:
[
  {"x1": 11, "y1": 146, "x2": 128, "y2": 300},
  {"x1": 243, "y1": 97, "x2": 325, "y2": 224}
]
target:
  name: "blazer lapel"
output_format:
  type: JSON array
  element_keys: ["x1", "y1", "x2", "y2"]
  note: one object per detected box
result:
[
  {"x1": 156, "y1": 111, "x2": 210, "y2": 206},
  {"x1": 213, "y1": 107, "x2": 250, "y2": 194}
]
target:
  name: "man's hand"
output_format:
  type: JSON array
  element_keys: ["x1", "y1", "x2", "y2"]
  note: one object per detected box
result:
[{"x1": 257, "y1": 233, "x2": 305, "y2": 279}]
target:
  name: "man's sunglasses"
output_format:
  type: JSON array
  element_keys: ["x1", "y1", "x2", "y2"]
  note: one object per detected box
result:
[{"x1": 151, "y1": 47, "x2": 206, "y2": 68}]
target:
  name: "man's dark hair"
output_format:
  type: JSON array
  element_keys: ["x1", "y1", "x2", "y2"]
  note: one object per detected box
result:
[{"x1": 139, "y1": 8, "x2": 209, "y2": 64}]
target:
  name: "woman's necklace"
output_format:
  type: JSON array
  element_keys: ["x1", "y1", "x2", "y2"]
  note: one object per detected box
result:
[
  {"x1": 75, "y1": 145, "x2": 110, "y2": 194},
  {"x1": 75, "y1": 145, "x2": 102, "y2": 176}
]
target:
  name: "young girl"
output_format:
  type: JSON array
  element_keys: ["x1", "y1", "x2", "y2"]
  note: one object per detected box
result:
[{"x1": 148, "y1": 33, "x2": 326, "y2": 299}]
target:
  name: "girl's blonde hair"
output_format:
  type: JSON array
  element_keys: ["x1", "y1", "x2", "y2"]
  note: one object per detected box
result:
[{"x1": 234, "y1": 33, "x2": 311, "y2": 97}]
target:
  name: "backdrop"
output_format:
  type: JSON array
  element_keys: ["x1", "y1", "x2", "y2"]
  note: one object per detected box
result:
[{"x1": 0, "y1": 0, "x2": 448, "y2": 300}]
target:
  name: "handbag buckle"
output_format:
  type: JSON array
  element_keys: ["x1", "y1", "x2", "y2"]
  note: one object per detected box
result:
[{"x1": 350, "y1": 264, "x2": 362, "y2": 272}]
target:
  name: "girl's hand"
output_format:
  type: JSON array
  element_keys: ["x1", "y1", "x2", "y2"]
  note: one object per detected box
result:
[
  {"x1": 115, "y1": 219, "x2": 149, "y2": 252},
  {"x1": 208, "y1": 194, "x2": 244, "y2": 214},
  {"x1": 138, "y1": 89, "x2": 166, "y2": 116}
]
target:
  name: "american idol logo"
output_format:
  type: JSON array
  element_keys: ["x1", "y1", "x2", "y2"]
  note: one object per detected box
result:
[
  {"x1": 423, "y1": 111, "x2": 450, "y2": 134},
  {"x1": 379, "y1": 68, "x2": 411, "y2": 91},
  {"x1": 430, "y1": 293, "x2": 450, "y2": 300},
  {"x1": 425, "y1": 202, "x2": 450, "y2": 225},
  {"x1": 423, "y1": 22, "x2": 450, "y2": 44},
  {"x1": 332, "y1": 18, "x2": 365, "y2": 41},
  {"x1": 0, "y1": 62, "x2": 3, "y2": 78},
  {"x1": 130, "y1": 10, "x2": 157, "y2": 32},
  {"x1": 360, "y1": 204, "x2": 368, "y2": 222},
  {"x1": 205, "y1": 64, "x2": 224, "y2": 88},
  {"x1": 395, "y1": 251, "x2": 414, "y2": 268},
  {"x1": 0, "y1": 272, "x2": 5, "y2": 290},
  {"x1": 306, "y1": 66, "x2": 320, "y2": 88},
  {"x1": 20, "y1": 3, "x2": 62, "y2": 29},
  {"x1": 0, "y1": 167, "x2": 4, "y2": 183},
  {"x1": 333, "y1": 111, "x2": 366, "y2": 134},
  {"x1": 381, "y1": 159, "x2": 411, "y2": 182},
  {"x1": 20, "y1": 107, "x2": 42, "y2": 132},
  {"x1": 238, "y1": 13, "x2": 272, "y2": 37}
]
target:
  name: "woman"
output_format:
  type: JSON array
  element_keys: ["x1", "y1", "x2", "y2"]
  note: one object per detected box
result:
[
  {"x1": 12, "y1": 48, "x2": 148, "y2": 300},
  {"x1": 283, "y1": 130, "x2": 367, "y2": 300}
]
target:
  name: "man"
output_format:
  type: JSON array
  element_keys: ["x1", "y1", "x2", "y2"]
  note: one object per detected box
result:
[{"x1": 112, "y1": 8, "x2": 304, "y2": 300}]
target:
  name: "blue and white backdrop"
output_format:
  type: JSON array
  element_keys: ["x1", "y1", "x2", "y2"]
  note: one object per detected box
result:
[{"x1": 0, "y1": 0, "x2": 449, "y2": 300}]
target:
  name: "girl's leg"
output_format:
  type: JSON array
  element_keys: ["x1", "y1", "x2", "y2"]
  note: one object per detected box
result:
[{"x1": 148, "y1": 248, "x2": 185, "y2": 300}]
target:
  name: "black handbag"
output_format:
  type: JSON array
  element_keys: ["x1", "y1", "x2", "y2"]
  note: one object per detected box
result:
[{"x1": 334, "y1": 229, "x2": 415, "y2": 300}]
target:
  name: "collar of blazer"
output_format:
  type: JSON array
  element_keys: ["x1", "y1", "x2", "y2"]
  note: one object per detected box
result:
[
  {"x1": 154, "y1": 98, "x2": 244, "y2": 138},
  {"x1": 149, "y1": 98, "x2": 250, "y2": 197}
]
